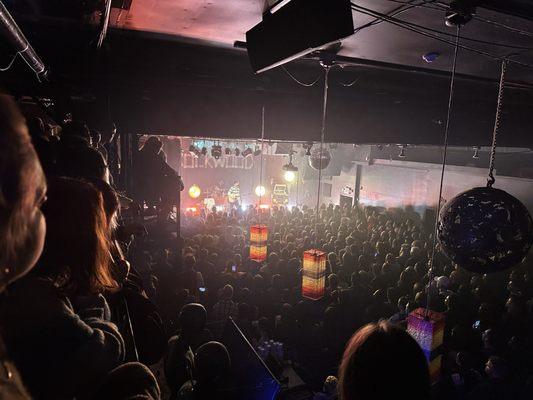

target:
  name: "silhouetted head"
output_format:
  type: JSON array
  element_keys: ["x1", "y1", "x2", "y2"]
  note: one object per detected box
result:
[{"x1": 339, "y1": 321, "x2": 430, "y2": 400}]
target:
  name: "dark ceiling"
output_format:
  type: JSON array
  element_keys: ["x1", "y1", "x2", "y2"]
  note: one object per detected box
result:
[
  {"x1": 113, "y1": 0, "x2": 533, "y2": 83},
  {"x1": 2, "y1": 0, "x2": 533, "y2": 147}
]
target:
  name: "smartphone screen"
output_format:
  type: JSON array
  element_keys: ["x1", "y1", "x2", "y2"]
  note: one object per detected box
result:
[
  {"x1": 231, "y1": 265, "x2": 237, "y2": 272},
  {"x1": 199, "y1": 287, "x2": 206, "y2": 292}
]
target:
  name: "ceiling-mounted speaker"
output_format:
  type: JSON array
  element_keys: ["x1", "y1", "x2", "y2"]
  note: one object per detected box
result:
[{"x1": 245, "y1": 0, "x2": 354, "y2": 74}]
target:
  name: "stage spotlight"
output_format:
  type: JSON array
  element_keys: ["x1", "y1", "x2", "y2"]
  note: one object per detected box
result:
[
  {"x1": 284, "y1": 170, "x2": 296, "y2": 183},
  {"x1": 282, "y1": 161, "x2": 298, "y2": 172},
  {"x1": 235, "y1": 147, "x2": 241, "y2": 157},
  {"x1": 282, "y1": 150, "x2": 299, "y2": 173},
  {"x1": 472, "y1": 146, "x2": 480, "y2": 159},
  {"x1": 188, "y1": 185, "x2": 201, "y2": 199},
  {"x1": 212, "y1": 144, "x2": 222, "y2": 159},
  {"x1": 255, "y1": 185, "x2": 266, "y2": 197},
  {"x1": 253, "y1": 147, "x2": 262, "y2": 156},
  {"x1": 242, "y1": 147, "x2": 253, "y2": 157},
  {"x1": 225, "y1": 147, "x2": 232, "y2": 155},
  {"x1": 398, "y1": 145, "x2": 406, "y2": 158},
  {"x1": 201, "y1": 147, "x2": 208, "y2": 156}
]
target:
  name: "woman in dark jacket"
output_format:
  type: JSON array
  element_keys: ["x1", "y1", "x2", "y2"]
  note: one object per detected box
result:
[{"x1": 0, "y1": 177, "x2": 124, "y2": 399}]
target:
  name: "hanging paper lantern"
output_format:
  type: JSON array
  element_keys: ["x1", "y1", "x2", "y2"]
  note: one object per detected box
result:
[
  {"x1": 438, "y1": 187, "x2": 533, "y2": 273},
  {"x1": 407, "y1": 308, "x2": 445, "y2": 382},
  {"x1": 250, "y1": 224, "x2": 268, "y2": 262},
  {"x1": 302, "y1": 249, "x2": 326, "y2": 300},
  {"x1": 308, "y1": 147, "x2": 331, "y2": 170}
]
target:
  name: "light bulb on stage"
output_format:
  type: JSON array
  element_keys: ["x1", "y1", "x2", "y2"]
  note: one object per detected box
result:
[
  {"x1": 284, "y1": 170, "x2": 296, "y2": 183},
  {"x1": 255, "y1": 185, "x2": 266, "y2": 197},
  {"x1": 188, "y1": 185, "x2": 201, "y2": 199}
]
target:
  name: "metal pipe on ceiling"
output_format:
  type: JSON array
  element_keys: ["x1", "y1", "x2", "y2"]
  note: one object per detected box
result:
[{"x1": 0, "y1": 1, "x2": 47, "y2": 79}]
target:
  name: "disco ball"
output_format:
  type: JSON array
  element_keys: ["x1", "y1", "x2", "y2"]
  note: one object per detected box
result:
[
  {"x1": 308, "y1": 147, "x2": 331, "y2": 170},
  {"x1": 437, "y1": 187, "x2": 533, "y2": 273}
]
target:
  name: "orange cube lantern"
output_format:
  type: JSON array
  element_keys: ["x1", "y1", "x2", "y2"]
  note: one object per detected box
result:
[
  {"x1": 250, "y1": 224, "x2": 268, "y2": 262},
  {"x1": 302, "y1": 250, "x2": 327, "y2": 300},
  {"x1": 407, "y1": 308, "x2": 445, "y2": 382}
]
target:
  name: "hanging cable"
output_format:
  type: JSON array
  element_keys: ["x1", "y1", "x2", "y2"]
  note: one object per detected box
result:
[
  {"x1": 350, "y1": 3, "x2": 533, "y2": 69},
  {"x1": 282, "y1": 65, "x2": 321, "y2": 87},
  {"x1": 0, "y1": 43, "x2": 29, "y2": 72},
  {"x1": 0, "y1": 51, "x2": 18, "y2": 71},
  {"x1": 378, "y1": 0, "x2": 533, "y2": 37},
  {"x1": 487, "y1": 60, "x2": 508, "y2": 188},
  {"x1": 426, "y1": 26, "x2": 461, "y2": 315},
  {"x1": 353, "y1": 0, "x2": 424, "y2": 34},
  {"x1": 354, "y1": 1, "x2": 533, "y2": 50},
  {"x1": 259, "y1": 106, "x2": 266, "y2": 211},
  {"x1": 314, "y1": 66, "x2": 331, "y2": 246},
  {"x1": 339, "y1": 76, "x2": 361, "y2": 87}
]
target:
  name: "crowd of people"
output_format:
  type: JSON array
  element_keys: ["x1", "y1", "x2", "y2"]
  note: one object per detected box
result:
[{"x1": 1, "y1": 93, "x2": 533, "y2": 400}]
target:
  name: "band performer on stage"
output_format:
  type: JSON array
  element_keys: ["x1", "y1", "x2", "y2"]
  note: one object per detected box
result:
[{"x1": 227, "y1": 181, "x2": 241, "y2": 209}]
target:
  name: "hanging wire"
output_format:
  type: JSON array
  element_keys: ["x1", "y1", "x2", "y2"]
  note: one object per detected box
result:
[
  {"x1": 315, "y1": 66, "x2": 331, "y2": 246},
  {"x1": 353, "y1": 0, "x2": 424, "y2": 34},
  {"x1": 487, "y1": 60, "x2": 508, "y2": 188},
  {"x1": 350, "y1": 3, "x2": 533, "y2": 69},
  {"x1": 339, "y1": 76, "x2": 361, "y2": 87},
  {"x1": 0, "y1": 43, "x2": 29, "y2": 72},
  {"x1": 375, "y1": 0, "x2": 533, "y2": 38},
  {"x1": 282, "y1": 65, "x2": 322, "y2": 87},
  {"x1": 258, "y1": 106, "x2": 265, "y2": 215},
  {"x1": 0, "y1": 53, "x2": 18, "y2": 72},
  {"x1": 426, "y1": 25, "x2": 461, "y2": 315},
  {"x1": 353, "y1": 1, "x2": 533, "y2": 50}
]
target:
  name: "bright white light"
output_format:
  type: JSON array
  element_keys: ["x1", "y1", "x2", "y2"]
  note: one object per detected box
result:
[
  {"x1": 241, "y1": 204, "x2": 247, "y2": 211},
  {"x1": 255, "y1": 185, "x2": 267, "y2": 197},
  {"x1": 259, "y1": 204, "x2": 270, "y2": 209},
  {"x1": 188, "y1": 185, "x2": 201, "y2": 199},
  {"x1": 215, "y1": 205, "x2": 224, "y2": 212},
  {"x1": 284, "y1": 170, "x2": 296, "y2": 183}
]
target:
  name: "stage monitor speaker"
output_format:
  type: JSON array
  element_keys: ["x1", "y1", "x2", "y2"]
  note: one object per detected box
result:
[{"x1": 245, "y1": 0, "x2": 354, "y2": 73}]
